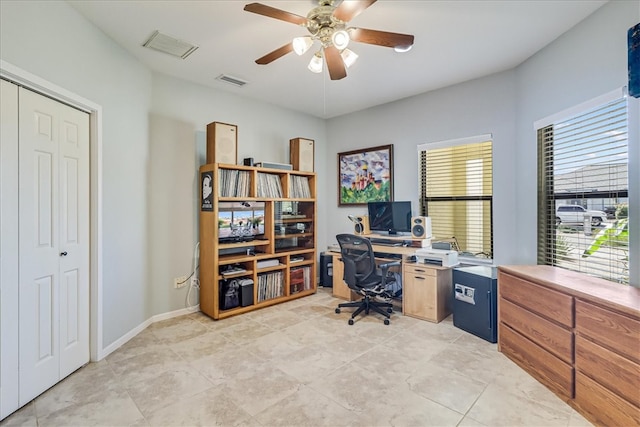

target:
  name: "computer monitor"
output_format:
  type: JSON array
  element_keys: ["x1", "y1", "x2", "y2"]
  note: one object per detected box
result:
[{"x1": 367, "y1": 201, "x2": 412, "y2": 235}]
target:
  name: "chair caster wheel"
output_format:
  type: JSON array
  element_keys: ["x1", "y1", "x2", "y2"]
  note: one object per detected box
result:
[
  {"x1": 335, "y1": 308, "x2": 340, "y2": 314},
  {"x1": 348, "y1": 319, "x2": 354, "y2": 325},
  {"x1": 387, "y1": 308, "x2": 393, "y2": 313},
  {"x1": 384, "y1": 319, "x2": 390, "y2": 325}
]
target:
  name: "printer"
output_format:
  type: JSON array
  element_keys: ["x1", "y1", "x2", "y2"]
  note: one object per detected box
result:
[{"x1": 414, "y1": 247, "x2": 460, "y2": 267}]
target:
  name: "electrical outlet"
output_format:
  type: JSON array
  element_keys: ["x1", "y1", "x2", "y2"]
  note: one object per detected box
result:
[{"x1": 174, "y1": 275, "x2": 188, "y2": 289}]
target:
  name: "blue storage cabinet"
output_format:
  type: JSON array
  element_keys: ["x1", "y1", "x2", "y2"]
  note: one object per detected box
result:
[{"x1": 451, "y1": 266, "x2": 498, "y2": 343}]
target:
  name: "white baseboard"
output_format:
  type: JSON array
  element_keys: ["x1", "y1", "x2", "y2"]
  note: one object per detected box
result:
[
  {"x1": 151, "y1": 305, "x2": 200, "y2": 323},
  {"x1": 98, "y1": 305, "x2": 200, "y2": 360}
]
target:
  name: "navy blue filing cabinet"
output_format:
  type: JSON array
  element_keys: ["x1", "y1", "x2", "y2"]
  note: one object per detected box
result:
[{"x1": 451, "y1": 266, "x2": 498, "y2": 343}]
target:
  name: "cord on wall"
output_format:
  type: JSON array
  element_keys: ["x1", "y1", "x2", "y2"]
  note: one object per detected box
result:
[{"x1": 186, "y1": 242, "x2": 200, "y2": 309}]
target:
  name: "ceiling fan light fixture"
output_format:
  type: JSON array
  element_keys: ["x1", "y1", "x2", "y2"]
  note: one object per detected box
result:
[
  {"x1": 292, "y1": 36, "x2": 313, "y2": 56},
  {"x1": 394, "y1": 44, "x2": 413, "y2": 53},
  {"x1": 331, "y1": 29, "x2": 350, "y2": 50},
  {"x1": 340, "y1": 48, "x2": 358, "y2": 68},
  {"x1": 308, "y1": 52, "x2": 323, "y2": 73}
]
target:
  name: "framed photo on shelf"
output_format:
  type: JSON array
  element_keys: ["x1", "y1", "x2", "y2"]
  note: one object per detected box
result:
[{"x1": 338, "y1": 144, "x2": 393, "y2": 206}]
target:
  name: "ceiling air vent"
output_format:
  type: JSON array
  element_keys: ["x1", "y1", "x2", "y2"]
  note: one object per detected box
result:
[
  {"x1": 216, "y1": 74, "x2": 248, "y2": 87},
  {"x1": 142, "y1": 30, "x2": 198, "y2": 59}
]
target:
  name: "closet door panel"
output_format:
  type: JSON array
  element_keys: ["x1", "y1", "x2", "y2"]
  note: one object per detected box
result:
[{"x1": 0, "y1": 79, "x2": 20, "y2": 420}]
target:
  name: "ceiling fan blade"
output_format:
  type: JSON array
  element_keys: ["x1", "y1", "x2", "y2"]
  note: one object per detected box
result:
[
  {"x1": 324, "y1": 45, "x2": 347, "y2": 80},
  {"x1": 333, "y1": 0, "x2": 377, "y2": 22},
  {"x1": 244, "y1": 3, "x2": 307, "y2": 25},
  {"x1": 349, "y1": 27, "x2": 414, "y2": 49},
  {"x1": 255, "y1": 42, "x2": 293, "y2": 65}
]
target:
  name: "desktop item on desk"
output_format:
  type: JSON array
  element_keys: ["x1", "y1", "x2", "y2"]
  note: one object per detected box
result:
[
  {"x1": 414, "y1": 247, "x2": 459, "y2": 267},
  {"x1": 368, "y1": 237, "x2": 403, "y2": 247},
  {"x1": 411, "y1": 216, "x2": 432, "y2": 239},
  {"x1": 348, "y1": 214, "x2": 370, "y2": 235},
  {"x1": 367, "y1": 201, "x2": 412, "y2": 235}
]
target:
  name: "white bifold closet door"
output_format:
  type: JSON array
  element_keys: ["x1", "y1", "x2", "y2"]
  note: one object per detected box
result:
[{"x1": 0, "y1": 79, "x2": 90, "y2": 417}]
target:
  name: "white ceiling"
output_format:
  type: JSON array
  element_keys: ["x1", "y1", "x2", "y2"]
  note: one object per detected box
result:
[{"x1": 69, "y1": 0, "x2": 607, "y2": 119}]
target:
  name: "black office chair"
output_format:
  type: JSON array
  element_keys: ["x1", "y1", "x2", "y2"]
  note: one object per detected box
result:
[{"x1": 334, "y1": 234, "x2": 400, "y2": 325}]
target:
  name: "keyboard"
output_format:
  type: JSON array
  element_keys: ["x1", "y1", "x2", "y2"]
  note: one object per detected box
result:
[{"x1": 369, "y1": 238, "x2": 402, "y2": 246}]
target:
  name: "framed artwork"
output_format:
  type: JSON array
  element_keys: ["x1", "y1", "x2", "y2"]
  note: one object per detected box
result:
[{"x1": 338, "y1": 144, "x2": 393, "y2": 206}]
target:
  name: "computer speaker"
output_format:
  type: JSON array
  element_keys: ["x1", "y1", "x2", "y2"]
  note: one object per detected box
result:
[
  {"x1": 411, "y1": 216, "x2": 432, "y2": 239},
  {"x1": 206, "y1": 121, "x2": 237, "y2": 165},
  {"x1": 290, "y1": 138, "x2": 314, "y2": 172},
  {"x1": 354, "y1": 215, "x2": 370, "y2": 235}
]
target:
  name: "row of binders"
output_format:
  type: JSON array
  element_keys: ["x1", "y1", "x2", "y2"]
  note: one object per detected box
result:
[
  {"x1": 218, "y1": 169, "x2": 251, "y2": 197},
  {"x1": 288, "y1": 176, "x2": 312, "y2": 199}
]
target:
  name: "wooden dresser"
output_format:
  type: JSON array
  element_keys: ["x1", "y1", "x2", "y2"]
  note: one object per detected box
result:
[{"x1": 498, "y1": 265, "x2": 640, "y2": 427}]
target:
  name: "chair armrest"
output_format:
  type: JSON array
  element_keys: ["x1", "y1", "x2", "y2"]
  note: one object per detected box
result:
[
  {"x1": 378, "y1": 261, "x2": 402, "y2": 285},
  {"x1": 379, "y1": 260, "x2": 401, "y2": 272},
  {"x1": 379, "y1": 260, "x2": 401, "y2": 287}
]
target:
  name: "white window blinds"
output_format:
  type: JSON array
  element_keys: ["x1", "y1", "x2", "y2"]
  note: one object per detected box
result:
[
  {"x1": 538, "y1": 97, "x2": 629, "y2": 284},
  {"x1": 419, "y1": 139, "x2": 493, "y2": 258}
]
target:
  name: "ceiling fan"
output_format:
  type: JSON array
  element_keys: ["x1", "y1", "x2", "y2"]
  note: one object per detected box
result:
[{"x1": 244, "y1": 0, "x2": 415, "y2": 80}]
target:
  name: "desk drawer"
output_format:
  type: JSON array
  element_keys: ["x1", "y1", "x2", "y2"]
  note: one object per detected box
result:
[
  {"x1": 404, "y1": 264, "x2": 437, "y2": 277},
  {"x1": 499, "y1": 272, "x2": 573, "y2": 328}
]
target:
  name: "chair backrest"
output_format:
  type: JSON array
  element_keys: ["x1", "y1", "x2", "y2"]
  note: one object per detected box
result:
[{"x1": 336, "y1": 234, "x2": 377, "y2": 290}]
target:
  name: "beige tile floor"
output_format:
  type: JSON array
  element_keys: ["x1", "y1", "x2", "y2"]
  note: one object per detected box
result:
[{"x1": 1, "y1": 288, "x2": 593, "y2": 427}]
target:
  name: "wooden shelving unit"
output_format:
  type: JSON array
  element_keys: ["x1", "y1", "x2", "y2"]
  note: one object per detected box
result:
[{"x1": 199, "y1": 163, "x2": 317, "y2": 319}]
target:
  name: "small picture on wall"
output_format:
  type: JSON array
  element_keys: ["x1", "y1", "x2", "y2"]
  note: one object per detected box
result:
[
  {"x1": 338, "y1": 144, "x2": 393, "y2": 206},
  {"x1": 201, "y1": 171, "x2": 213, "y2": 211}
]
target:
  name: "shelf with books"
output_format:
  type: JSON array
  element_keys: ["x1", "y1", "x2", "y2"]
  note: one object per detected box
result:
[
  {"x1": 289, "y1": 265, "x2": 313, "y2": 295},
  {"x1": 199, "y1": 162, "x2": 317, "y2": 320}
]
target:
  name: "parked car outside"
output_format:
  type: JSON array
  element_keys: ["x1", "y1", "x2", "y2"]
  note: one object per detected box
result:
[
  {"x1": 556, "y1": 205, "x2": 607, "y2": 226},
  {"x1": 603, "y1": 206, "x2": 617, "y2": 219}
]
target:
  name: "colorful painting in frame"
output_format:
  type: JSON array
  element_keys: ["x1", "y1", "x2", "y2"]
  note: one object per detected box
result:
[{"x1": 338, "y1": 144, "x2": 393, "y2": 206}]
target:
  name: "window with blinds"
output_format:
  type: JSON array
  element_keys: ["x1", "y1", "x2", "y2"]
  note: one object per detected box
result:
[
  {"x1": 419, "y1": 139, "x2": 493, "y2": 259},
  {"x1": 538, "y1": 97, "x2": 629, "y2": 284}
]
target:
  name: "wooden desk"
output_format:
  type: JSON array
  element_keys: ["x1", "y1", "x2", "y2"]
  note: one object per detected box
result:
[
  {"x1": 403, "y1": 262, "x2": 452, "y2": 322},
  {"x1": 330, "y1": 234, "x2": 452, "y2": 323}
]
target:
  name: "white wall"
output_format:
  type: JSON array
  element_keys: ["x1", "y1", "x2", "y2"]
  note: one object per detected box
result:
[
  {"x1": 148, "y1": 73, "x2": 327, "y2": 315},
  {"x1": 0, "y1": 0, "x2": 153, "y2": 349},
  {"x1": 326, "y1": 0, "x2": 639, "y2": 277},
  {"x1": 326, "y1": 70, "x2": 518, "y2": 265},
  {"x1": 0, "y1": 1, "x2": 327, "y2": 351},
  {"x1": 1, "y1": 0, "x2": 637, "y2": 355},
  {"x1": 514, "y1": 0, "x2": 639, "y2": 267}
]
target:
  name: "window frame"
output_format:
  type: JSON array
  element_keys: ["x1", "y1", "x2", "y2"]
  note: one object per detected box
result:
[
  {"x1": 417, "y1": 134, "x2": 494, "y2": 261},
  {"x1": 536, "y1": 88, "x2": 632, "y2": 284}
]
